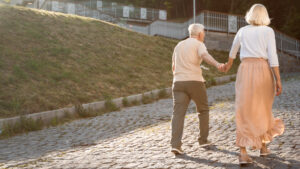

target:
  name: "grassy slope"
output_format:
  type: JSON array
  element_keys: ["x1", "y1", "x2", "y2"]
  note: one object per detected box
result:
[{"x1": 0, "y1": 4, "x2": 238, "y2": 118}]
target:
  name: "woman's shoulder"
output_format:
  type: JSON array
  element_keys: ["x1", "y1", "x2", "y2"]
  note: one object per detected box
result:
[
  {"x1": 260, "y1": 25, "x2": 274, "y2": 31},
  {"x1": 240, "y1": 25, "x2": 273, "y2": 30},
  {"x1": 240, "y1": 25, "x2": 275, "y2": 34},
  {"x1": 259, "y1": 26, "x2": 275, "y2": 37},
  {"x1": 237, "y1": 25, "x2": 246, "y2": 32},
  {"x1": 236, "y1": 25, "x2": 251, "y2": 34},
  {"x1": 254, "y1": 25, "x2": 275, "y2": 34}
]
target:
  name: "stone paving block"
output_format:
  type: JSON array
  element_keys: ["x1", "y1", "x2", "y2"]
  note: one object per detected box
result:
[{"x1": 0, "y1": 76, "x2": 299, "y2": 168}]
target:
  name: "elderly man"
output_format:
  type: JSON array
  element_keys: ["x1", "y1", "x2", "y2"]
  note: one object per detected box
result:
[{"x1": 171, "y1": 23, "x2": 225, "y2": 154}]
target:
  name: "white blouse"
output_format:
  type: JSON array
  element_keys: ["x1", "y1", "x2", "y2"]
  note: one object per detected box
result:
[{"x1": 229, "y1": 25, "x2": 279, "y2": 67}]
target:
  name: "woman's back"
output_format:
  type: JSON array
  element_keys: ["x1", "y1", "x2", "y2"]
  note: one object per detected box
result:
[{"x1": 230, "y1": 25, "x2": 279, "y2": 67}]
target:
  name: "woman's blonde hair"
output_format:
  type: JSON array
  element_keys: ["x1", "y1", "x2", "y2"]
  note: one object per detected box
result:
[{"x1": 245, "y1": 4, "x2": 271, "y2": 26}]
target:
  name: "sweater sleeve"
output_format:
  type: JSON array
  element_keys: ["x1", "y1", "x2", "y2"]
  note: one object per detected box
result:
[
  {"x1": 229, "y1": 29, "x2": 241, "y2": 59},
  {"x1": 198, "y1": 42, "x2": 220, "y2": 68},
  {"x1": 201, "y1": 52, "x2": 220, "y2": 68},
  {"x1": 267, "y1": 28, "x2": 279, "y2": 67}
]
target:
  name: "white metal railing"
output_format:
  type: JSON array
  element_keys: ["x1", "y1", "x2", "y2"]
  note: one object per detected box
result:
[
  {"x1": 122, "y1": 10, "x2": 300, "y2": 59},
  {"x1": 8, "y1": 0, "x2": 167, "y2": 22},
  {"x1": 285, "y1": 50, "x2": 300, "y2": 61}
]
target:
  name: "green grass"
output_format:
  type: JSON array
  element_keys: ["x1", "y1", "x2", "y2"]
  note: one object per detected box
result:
[
  {"x1": 0, "y1": 116, "x2": 44, "y2": 138},
  {"x1": 0, "y1": 4, "x2": 239, "y2": 118}
]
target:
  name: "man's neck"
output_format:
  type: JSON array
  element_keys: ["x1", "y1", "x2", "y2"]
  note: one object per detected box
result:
[{"x1": 190, "y1": 36, "x2": 202, "y2": 42}]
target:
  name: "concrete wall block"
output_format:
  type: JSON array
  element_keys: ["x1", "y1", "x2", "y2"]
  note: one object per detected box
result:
[
  {"x1": 82, "y1": 101, "x2": 105, "y2": 111},
  {"x1": 143, "y1": 91, "x2": 155, "y2": 99},
  {"x1": 113, "y1": 98, "x2": 123, "y2": 108},
  {"x1": 127, "y1": 94, "x2": 143, "y2": 103},
  {"x1": 215, "y1": 74, "x2": 236, "y2": 84},
  {"x1": 0, "y1": 106, "x2": 77, "y2": 129}
]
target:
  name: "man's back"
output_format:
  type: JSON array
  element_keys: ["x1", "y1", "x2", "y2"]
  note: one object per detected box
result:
[{"x1": 172, "y1": 38, "x2": 207, "y2": 82}]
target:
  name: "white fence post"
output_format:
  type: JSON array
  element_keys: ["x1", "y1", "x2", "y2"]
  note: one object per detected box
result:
[
  {"x1": 141, "y1": 8, "x2": 147, "y2": 19},
  {"x1": 152, "y1": 9, "x2": 154, "y2": 20},
  {"x1": 228, "y1": 15, "x2": 237, "y2": 35},
  {"x1": 206, "y1": 11, "x2": 209, "y2": 34},
  {"x1": 123, "y1": 6, "x2": 129, "y2": 18}
]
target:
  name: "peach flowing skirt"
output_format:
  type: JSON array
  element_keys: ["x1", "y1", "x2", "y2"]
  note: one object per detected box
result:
[{"x1": 235, "y1": 58, "x2": 284, "y2": 149}]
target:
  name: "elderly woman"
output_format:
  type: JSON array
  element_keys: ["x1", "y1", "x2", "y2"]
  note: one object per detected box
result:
[{"x1": 224, "y1": 4, "x2": 284, "y2": 164}]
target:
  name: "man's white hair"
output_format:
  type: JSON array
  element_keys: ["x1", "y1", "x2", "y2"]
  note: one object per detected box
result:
[{"x1": 188, "y1": 24, "x2": 205, "y2": 37}]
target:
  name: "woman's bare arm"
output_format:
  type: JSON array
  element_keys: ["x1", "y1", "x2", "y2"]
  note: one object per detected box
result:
[
  {"x1": 272, "y1": 67, "x2": 282, "y2": 96},
  {"x1": 224, "y1": 58, "x2": 234, "y2": 72}
]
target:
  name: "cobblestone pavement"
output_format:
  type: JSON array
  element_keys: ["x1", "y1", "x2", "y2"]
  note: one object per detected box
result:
[{"x1": 0, "y1": 75, "x2": 299, "y2": 169}]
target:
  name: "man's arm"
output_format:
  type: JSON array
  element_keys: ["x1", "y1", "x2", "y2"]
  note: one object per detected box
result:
[
  {"x1": 198, "y1": 43, "x2": 225, "y2": 72},
  {"x1": 201, "y1": 52, "x2": 225, "y2": 72},
  {"x1": 201, "y1": 52, "x2": 220, "y2": 68}
]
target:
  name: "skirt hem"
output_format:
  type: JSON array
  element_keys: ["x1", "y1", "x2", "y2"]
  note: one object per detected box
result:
[{"x1": 236, "y1": 118, "x2": 284, "y2": 149}]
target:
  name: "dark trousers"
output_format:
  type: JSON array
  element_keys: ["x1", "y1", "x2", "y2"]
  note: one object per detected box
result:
[{"x1": 171, "y1": 81, "x2": 209, "y2": 148}]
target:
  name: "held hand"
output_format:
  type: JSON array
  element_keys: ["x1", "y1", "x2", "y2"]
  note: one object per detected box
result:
[
  {"x1": 224, "y1": 62, "x2": 232, "y2": 73},
  {"x1": 276, "y1": 80, "x2": 282, "y2": 96},
  {"x1": 217, "y1": 63, "x2": 226, "y2": 72}
]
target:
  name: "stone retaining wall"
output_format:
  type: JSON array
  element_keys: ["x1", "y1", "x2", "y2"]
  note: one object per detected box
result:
[{"x1": 0, "y1": 74, "x2": 236, "y2": 130}]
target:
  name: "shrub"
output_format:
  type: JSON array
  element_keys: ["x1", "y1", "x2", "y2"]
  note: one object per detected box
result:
[
  {"x1": 75, "y1": 104, "x2": 96, "y2": 118},
  {"x1": 50, "y1": 116, "x2": 59, "y2": 126},
  {"x1": 142, "y1": 94, "x2": 152, "y2": 104},
  {"x1": 122, "y1": 97, "x2": 129, "y2": 107},
  {"x1": 104, "y1": 95, "x2": 119, "y2": 112},
  {"x1": 0, "y1": 116, "x2": 43, "y2": 138},
  {"x1": 206, "y1": 77, "x2": 217, "y2": 87},
  {"x1": 130, "y1": 99, "x2": 140, "y2": 106},
  {"x1": 230, "y1": 76, "x2": 236, "y2": 81},
  {"x1": 158, "y1": 88, "x2": 168, "y2": 99}
]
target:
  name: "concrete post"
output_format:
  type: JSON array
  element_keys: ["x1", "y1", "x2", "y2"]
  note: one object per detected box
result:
[{"x1": 193, "y1": 0, "x2": 196, "y2": 23}]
